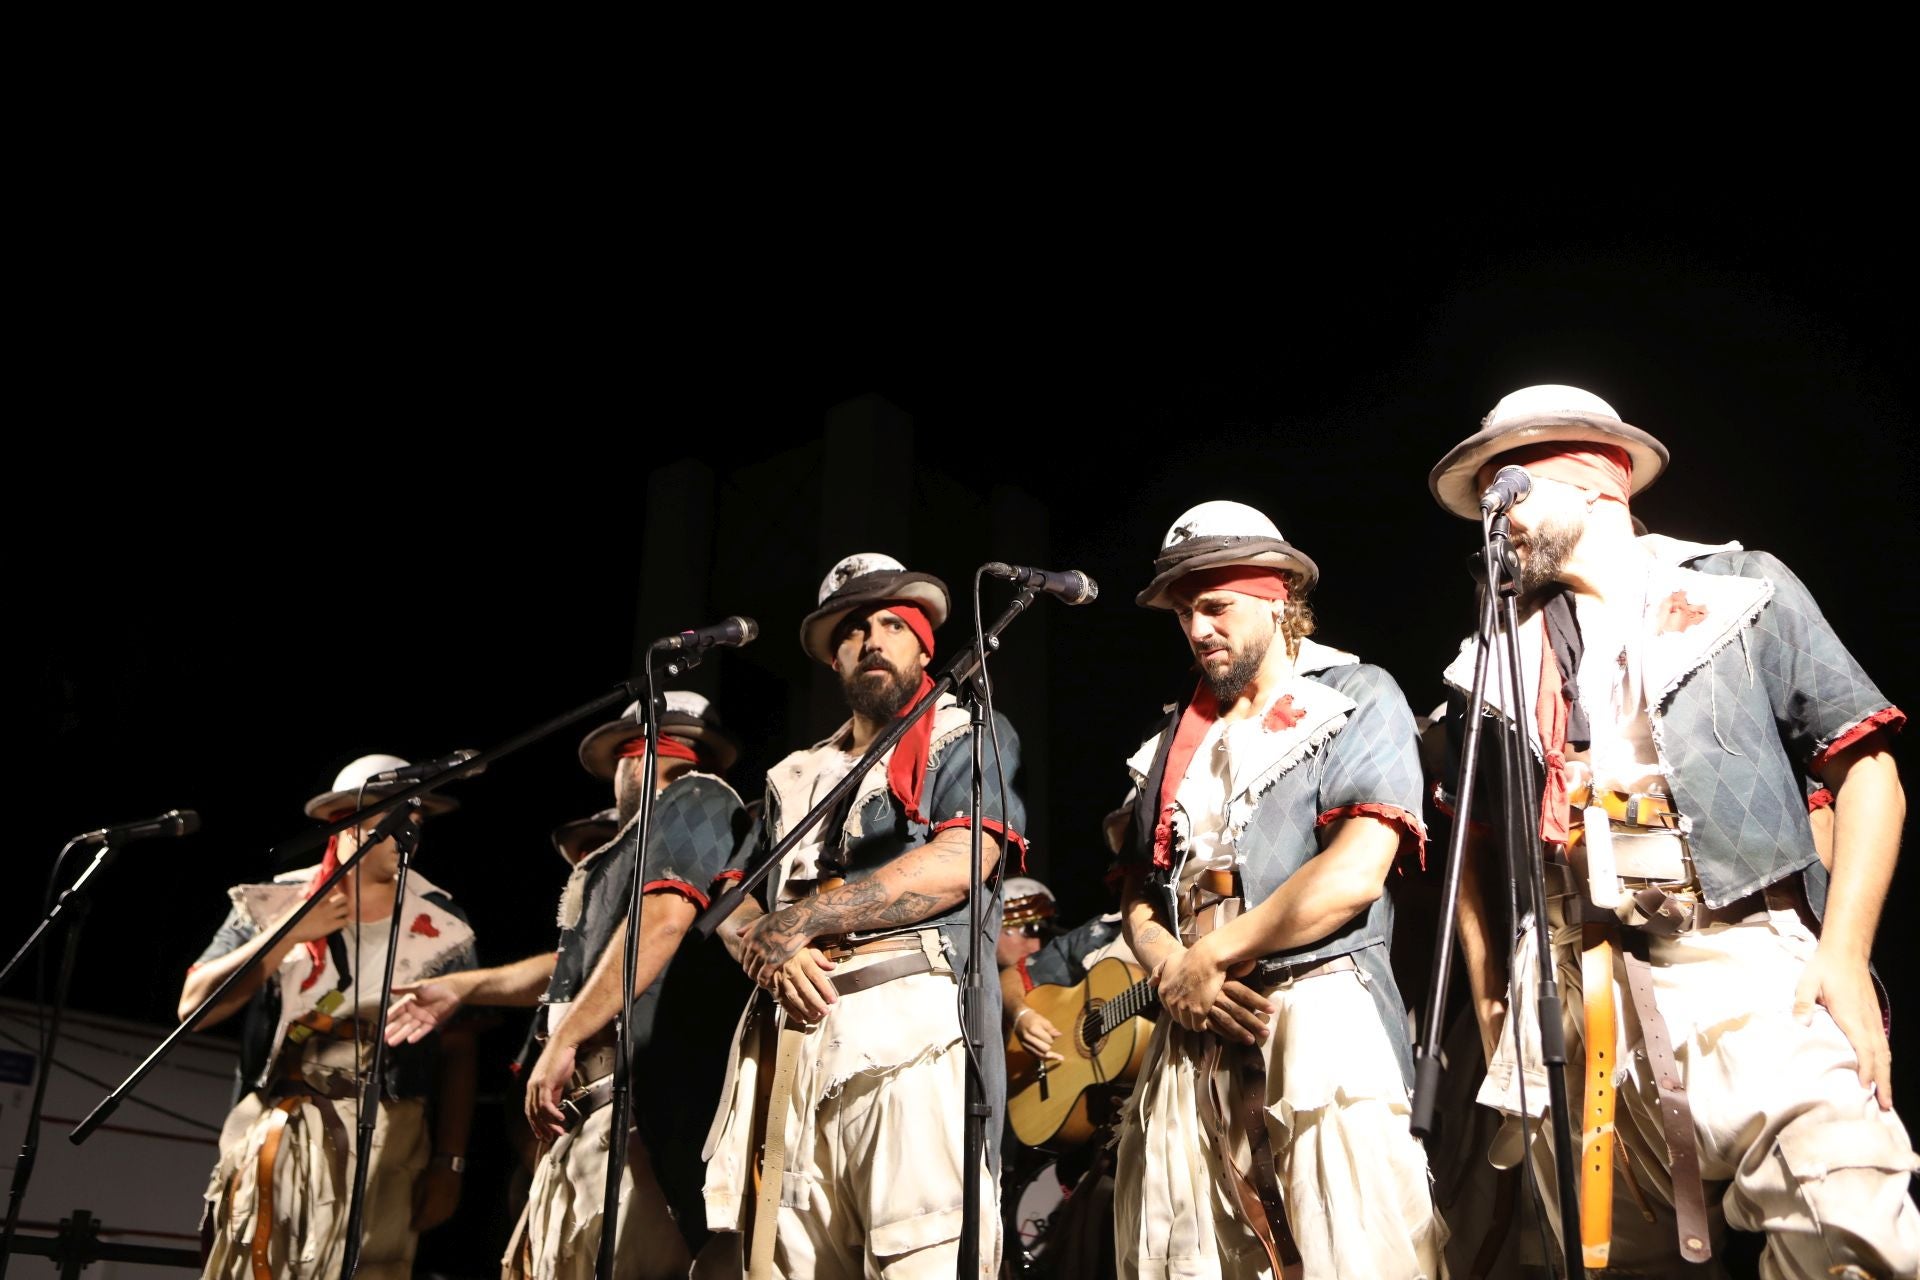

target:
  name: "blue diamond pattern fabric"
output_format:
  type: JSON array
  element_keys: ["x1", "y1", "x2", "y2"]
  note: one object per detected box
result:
[{"x1": 1653, "y1": 550, "x2": 1901, "y2": 907}]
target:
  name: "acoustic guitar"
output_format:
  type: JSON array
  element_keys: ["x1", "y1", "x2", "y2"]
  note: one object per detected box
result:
[{"x1": 1005, "y1": 956, "x2": 1157, "y2": 1149}]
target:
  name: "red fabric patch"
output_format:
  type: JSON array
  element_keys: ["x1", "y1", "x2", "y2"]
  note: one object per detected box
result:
[
  {"x1": 931, "y1": 816, "x2": 1029, "y2": 873},
  {"x1": 1810, "y1": 706, "x2": 1907, "y2": 774},
  {"x1": 1806, "y1": 788, "x2": 1834, "y2": 812},
  {"x1": 643, "y1": 878, "x2": 709, "y2": 910},
  {"x1": 409, "y1": 913, "x2": 440, "y2": 938},
  {"x1": 710, "y1": 868, "x2": 745, "y2": 886},
  {"x1": 1262, "y1": 695, "x2": 1302, "y2": 732},
  {"x1": 1316, "y1": 802, "x2": 1428, "y2": 871},
  {"x1": 1655, "y1": 590, "x2": 1708, "y2": 634},
  {"x1": 1015, "y1": 957, "x2": 1035, "y2": 993}
]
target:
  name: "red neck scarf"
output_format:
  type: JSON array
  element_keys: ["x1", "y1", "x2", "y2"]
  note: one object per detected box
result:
[
  {"x1": 1152, "y1": 681, "x2": 1219, "y2": 867},
  {"x1": 1535, "y1": 630, "x2": 1572, "y2": 844},
  {"x1": 298, "y1": 834, "x2": 343, "y2": 992},
  {"x1": 856, "y1": 602, "x2": 939, "y2": 825}
]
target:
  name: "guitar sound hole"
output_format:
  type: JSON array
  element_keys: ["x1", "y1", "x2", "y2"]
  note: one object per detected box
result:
[{"x1": 1080, "y1": 1000, "x2": 1108, "y2": 1054}]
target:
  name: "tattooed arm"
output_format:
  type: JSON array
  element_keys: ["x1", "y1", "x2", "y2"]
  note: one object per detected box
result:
[
  {"x1": 1119, "y1": 866, "x2": 1180, "y2": 974},
  {"x1": 738, "y1": 825, "x2": 1001, "y2": 1018}
]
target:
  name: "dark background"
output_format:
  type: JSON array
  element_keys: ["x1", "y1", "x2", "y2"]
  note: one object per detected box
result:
[{"x1": 17, "y1": 205, "x2": 1914, "y2": 1269}]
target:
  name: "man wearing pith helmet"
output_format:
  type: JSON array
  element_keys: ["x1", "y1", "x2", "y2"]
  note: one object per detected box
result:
[
  {"x1": 702, "y1": 552, "x2": 1027, "y2": 1278},
  {"x1": 382, "y1": 692, "x2": 749, "y2": 1278},
  {"x1": 185, "y1": 753, "x2": 479, "y2": 1279},
  {"x1": 1111, "y1": 501, "x2": 1444, "y2": 1279},
  {"x1": 1432, "y1": 384, "x2": 1918, "y2": 1278}
]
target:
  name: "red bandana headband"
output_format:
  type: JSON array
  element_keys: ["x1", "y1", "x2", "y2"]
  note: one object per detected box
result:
[
  {"x1": 1498, "y1": 441, "x2": 1633, "y2": 506},
  {"x1": 619, "y1": 735, "x2": 702, "y2": 765},
  {"x1": 1170, "y1": 566, "x2": 1290, "y2": 605}
]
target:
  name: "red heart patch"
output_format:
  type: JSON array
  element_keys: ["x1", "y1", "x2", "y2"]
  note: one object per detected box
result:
[{"x1": 409, "y1": 913, "x2": 440, "y2": 938}]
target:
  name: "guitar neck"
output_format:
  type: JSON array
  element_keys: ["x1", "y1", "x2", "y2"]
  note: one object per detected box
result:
[{"x1": 1095, "y1": 978, "x2": 1159, "y2": 1038}]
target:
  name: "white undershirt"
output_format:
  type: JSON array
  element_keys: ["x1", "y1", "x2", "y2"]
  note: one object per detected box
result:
[
  {"x1": 775, "y1": 746, "x2": 861, "y2": 904},
  {"x1": 1570, "y1": 580, "x2": 1666, "y2": 796}
]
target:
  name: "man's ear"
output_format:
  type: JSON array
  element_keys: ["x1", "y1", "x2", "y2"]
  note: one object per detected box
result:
[{"x1": 916, "y1": 650, "x2": 930, "y2": 674}]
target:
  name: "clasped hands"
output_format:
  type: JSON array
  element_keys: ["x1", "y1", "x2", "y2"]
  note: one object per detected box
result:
[{"x1": 1150, "y1": 933, "x2": 1274, "y2": 1045}]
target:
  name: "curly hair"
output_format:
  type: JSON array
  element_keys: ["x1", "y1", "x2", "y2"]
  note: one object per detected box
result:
[{"x1": 1281, "y1": 574, "x2": 1316, "y2": 659}]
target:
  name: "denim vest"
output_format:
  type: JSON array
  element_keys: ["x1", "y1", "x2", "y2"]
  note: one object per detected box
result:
[
  {"x1": 542, "y1": 772, "x2": 748, "y2": 1049},
  {"x1": 1122, "y1": 640, "x2": 1429, "y2": 1086},
  {"x1": 1441, "y1": 539, "x2": 1901, "y2": 914},
  {"x1": 758, "y1": 694, "x2": 1027, "y2": 1145}
]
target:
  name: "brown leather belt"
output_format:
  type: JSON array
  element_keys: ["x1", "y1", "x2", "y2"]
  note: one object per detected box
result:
[
  {"x1": 1198, "y1": 1036, "x2": 1300, "y2": 1271},
  {"x1": 1567, "y1": 784, "x2": 1682, "y2": 831},
  {"x1": 561, "y1": 1073, "x2": 618, "y2": 1133},
  {"x1": 819, "y1": 934, "x2": 935, "y2": 994},
  {"x1": 1621, "y1": 946, "x2": 1711, "y2": 1263}
]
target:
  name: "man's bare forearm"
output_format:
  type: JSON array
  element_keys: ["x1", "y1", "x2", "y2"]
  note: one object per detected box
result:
[
  {"x1": 549, "y1": 894, "x2": 696, "y2": 1051},
  {"x1": 760, "y1": 826, "x2": 1002, "y2": 940},
  {"x1": 1120, "y1": 873, "x2": 1181, "y2": 972},
  {"x1": 1205, "y1": 816, "x2": 1396, "y2": 967},
  {"x1": 179, "y1": 929, "x2": 296, "y2": 1026},
  {"x1": 446, "y1": 952, "x2": 557, "y2": 1008}
]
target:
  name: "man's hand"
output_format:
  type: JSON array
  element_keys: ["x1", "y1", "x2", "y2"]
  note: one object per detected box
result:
[
  {"x1": 772, "y1": 948, "x2": 839, "y2": 1023},
  {"x1": 525, "y1": 1039, "x2": 578, "y2": 1142},
  {"x1": 386, "y1": 979, "x2": 464, "y2": 1046},
  {"x1": 410, "y1": 1165, "x2": 462, "y2": 1231},
  {"x1": 1794, "y1": 945, "x2": 1892, "y2": 1109},
  {"x1": 1152, "y1": 935, "x2": 1272, "y2": 1045},
  {"x1": 279, "y1": 891, "x2": 351, "y2": 944},
  {"x1": 1013, "y1": 1008, "x2": 1064, "y2": 1062},
  {"x1": 740, "y1": 906, "x2": 814, "y2": 989}
]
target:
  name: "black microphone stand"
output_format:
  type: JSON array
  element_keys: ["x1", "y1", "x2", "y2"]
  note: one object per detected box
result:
[
  {"x1": 69, "y1": 680, "x2": 640, "y2": 1150},
  {"x1": 596, "y1": 648, "x2": 684, "y2": 1280},
  {"x1": 338, "y1": 801, "x2": 425, "y2": 1280},
  {"x1": 1408, "y1": 512, "x2": 1583, "y2": 1280},
  {"x1": 690, "y1": 581, "x2": 1040, "y2": 1278},
  {"x1": 0, "y1": 833, "x2": 131, "y2": 1277}
]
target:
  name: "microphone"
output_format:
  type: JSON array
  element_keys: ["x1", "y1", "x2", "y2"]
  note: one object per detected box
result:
[
  {"x1": 366, "y1": 750, "x2": 485, "y2": 785},
  {"x1": 78, "y1": 809, "x2": 200, "y2": 844},
  {"x1": 983, "y1": 563, "x2": 1100, "y2": 606},
  {"x1": 651, "y1": 616, "x2": 759, "y2": 652},
  {"x1": 1478, "y1": 464, "x2": 1532, "y2": 514}
]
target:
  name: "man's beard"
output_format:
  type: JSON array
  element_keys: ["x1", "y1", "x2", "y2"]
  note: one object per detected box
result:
[
  {"x1": 843, "y1": 653, "x2": 922, "y2": 721},
  {"x1": 616, "y1": 760, "x2": 643, "y2": 826},
  {"x1": 1514, "y1": 516, "x2": 1581, "y2": 593},
  {"x1": 1198, "y1": 623, "x2": 1273, "y2": 705}
]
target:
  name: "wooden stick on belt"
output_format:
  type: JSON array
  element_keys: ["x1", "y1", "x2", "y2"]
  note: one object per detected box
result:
[
  {"x1": 1621, "y1": 950, "x2": 1711, "y2": 1263},
  {"x1": 744, "y1": 944, "x2": 933, "y2": 1280},
  {"x1": 1579, "y1": 924, "x2": 1618, "y2": 1270},
  {"x1": 748, "y1": 1014, "x2": 806, "y2": 1280}
]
